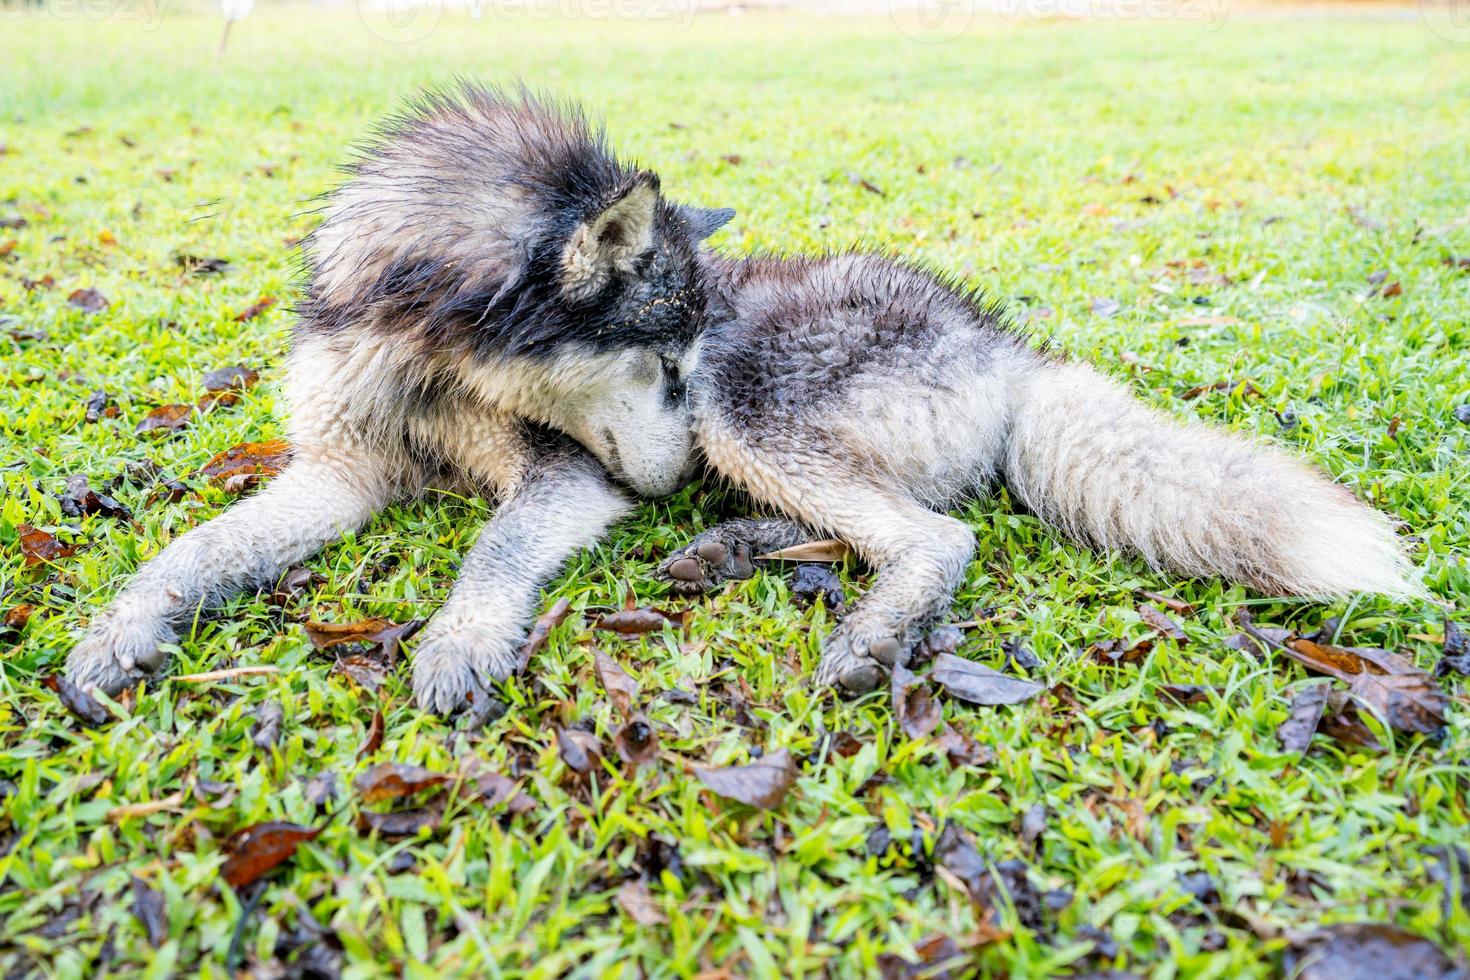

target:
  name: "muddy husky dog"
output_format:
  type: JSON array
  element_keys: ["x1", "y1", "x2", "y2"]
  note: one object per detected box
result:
[
  {"x1": 67, "y1": 85, "x2": 1420, "y2": 710},
  {"x1": 66, "y1": 86, "x2": 733, "y2": 713},
  {"x1": 650, "y1": 254, "x2": 1422, "y2": 692}
]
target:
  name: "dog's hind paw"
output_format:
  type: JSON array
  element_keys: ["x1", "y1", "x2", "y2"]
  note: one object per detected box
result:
[
  {"x1": 65, "y1": 609, "x2": 175, "y2": 696},
  {"x1": 657, "y1": 530, "x2": 757, "y2": 594},
  {"x1": 411, "y1": 624, "x2": 520, "y2": 717},
  {"x1": 814, "y1": 624, "x2": 907, "y2": 696}
]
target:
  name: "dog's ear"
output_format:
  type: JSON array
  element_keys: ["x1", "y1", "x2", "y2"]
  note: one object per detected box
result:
[
  {"x1": 560, "y1": 172, "x2": 659, "y2": 300},
  {"x1": 678, "y1": 204, "x2": 735, "y2": 240}
]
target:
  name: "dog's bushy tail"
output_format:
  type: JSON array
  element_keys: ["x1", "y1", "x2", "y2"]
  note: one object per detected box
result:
[{"x1": 1002, "y1": 358, "x2": 1421, "y2": 598}]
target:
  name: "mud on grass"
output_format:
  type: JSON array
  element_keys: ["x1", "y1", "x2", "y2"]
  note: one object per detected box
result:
[{"x1": 3, "y1": 10, "x2": 1470, "y2": 977}]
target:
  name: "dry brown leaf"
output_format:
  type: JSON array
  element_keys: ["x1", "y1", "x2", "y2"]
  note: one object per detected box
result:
[
  {"x1": 135, "y1": 403, "x2": 193, "y2": 436},
  {"x1": 18, "y1": 525, "x2": 76, "y2": 566},
  {"x1": 353, "y1": 763, "x2": 449, "y2": 804},
  {"x1": 220, "y1": 821, "x2": 322, "y2": 888},
  {"x1": 757, "y1": 539, "x2": 852, "y2": 562},
  {"x1": 1236, "y1": 611, "x2": 1446, "y2": 736},
  {"x1": 694, "y1": 748, "x2": 798, "y2": 809},
  {"x1": 616, "y1": 879, "x2": 667, "y2": 926},
  {"x1": 594, "y1": 649, "x2": 640, "y2": 717},
  {"x1": 931, "y1": 654, "x2": 1043, "y2": 705},
  {"x1": 196, "y1": 440, "x2": 289, "y2": 494},
  {"x1": 517, "y1": 596, "x2": 572, "y2": 671}
]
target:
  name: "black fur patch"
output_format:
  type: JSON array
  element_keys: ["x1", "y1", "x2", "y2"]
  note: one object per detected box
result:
[{"x1": 297, "y1": 82, "x2": 717, "y2": 360}]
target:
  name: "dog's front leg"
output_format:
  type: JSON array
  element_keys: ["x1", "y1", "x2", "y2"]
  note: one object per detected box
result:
[
  {"x1": 66, "y1": 448, "x2": 400, "y2": 695},
  {"x1": 411, "y1": 447, "x2": 632, "y2": 716}
]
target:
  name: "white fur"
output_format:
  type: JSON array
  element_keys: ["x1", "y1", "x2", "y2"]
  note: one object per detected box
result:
[{"x1": 1003, "y1": 359, "x2": 1422, "y2": 599}]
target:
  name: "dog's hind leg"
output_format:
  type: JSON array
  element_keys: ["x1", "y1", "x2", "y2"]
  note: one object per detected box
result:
[
  {"x1": 410, "y1": 442, "x2": 632, "y2": 716},
  {"x1": 801, "y1": 487, "x2": 975, "y2": 694},
  {"x1": 66, "y1": 444, "x2": 402, "y2": 696}
]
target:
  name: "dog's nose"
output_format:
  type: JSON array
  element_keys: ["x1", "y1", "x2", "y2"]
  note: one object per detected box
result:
[{"x1": 667, "y1": 558, "x2": 704, "y2": 582}]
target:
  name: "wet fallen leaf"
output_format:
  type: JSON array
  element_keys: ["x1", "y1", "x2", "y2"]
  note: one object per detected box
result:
[
  {"x1": 594, "y1": 649, "x2": 640, "y2": 717},
  {"x1": 1138, "y1": 590, "x2": 1195, "y2": 616},
  {"x1": 758, "y1": 539, "x2": 851, "y2": 562},
  {"x1": 268, "y1": 566, "x2": 321, "y2": 606},
  {"x1": 220, "y1": 821, "x2": 323, "y2": 889},
  {"x1": 356, "y1": 707, "x2": 384, "y2": 760},
  {"x1": 1380, "y1": 280, "x2": 1403, "y2": 298},
  {"x1": 1317, "y1": 692, "x2": 1385, "y2": 752},
  {"x1": 356, "y1": 807, "x2": 441, "y2": 839},
  {"x1": 596, "y1": 606, "x2": 685, "y2": 634},
  {"x1": 1089, "y1": 636, "x2": 1154, "y2": 666},
  {"x1": 235, "y1": 296, "x2": 276, "y2": 321},
  {"x1": 719, "y1": 153, "x2": 743, "y2": 166},
  {"x1": 251, "y1": 700, "x2": 283, "y2": 750},
  {"x1": 848, "y1": 173, "x2": 884, "y2": 196},
  {"x1": 933, "y1": 822, "x2": 1041, "y2": 930},
  {"x1": 44, "y1": 674, "x2": 109, "y2": 726},
  {"x1": 58, "y1": 474, "x2": 131, "y2": 520},
  {"x1": 892, "y1": 664, "x2": 942, "y2": 739},
  {"x1": 1277, "y1": 684, "x2": 1329, "y2": 754},
  {"x1": 67, "y1": 287, "x2": 108, "y2": 313},
  {"x1": 913, "y1": 626, "x2": 964, "y2": 666},
  {"x1": 1159, "y1": 684, "x2": 1218, "y2": 706},
  {"x1": 556, "y1": 727, "x2": 602, "y2": 775},
  {"x1": 1436, "y1": 618, "x2": 1469, "y2": 678},
  {"x1": 1001, "y1": 636, "x2": 1041, "y2": 672},
  {"x1": 135, "y1": 403, "x2": 193, "y2": 436},
  {"x1": 517, "y1": 596, "x2": 572, "y2": 671},
  {"x1": 1020, "y1": 803, "x2": 1048, "y2": 853},
  {"x1": 18, "y1": 524, "x2": 76, "y2": 565},
  {"x1": 130, "y1": 877, "x2": 167, "y2": 947},
  {"x1": 877, "y1": 933, "x2": 972, "y2": 979},
  {"x1": 824, "y1": 730, "x2": 866, "y2": 758},
  {"x1": 465, "y1": 771, "x2": 536, "y2": 814},
  {"x1": 1090, "y1": 296, "x2": 1122, "y2": 318},
  {"x1": 933, "y1": 724, "x2": 993, "y2": 768},
  {"x1": 305, "y1": 617, "x2": 422, "y2": 665},
  {"x1": 1236, "y1": 611, "x2": 1446, "y2": 736},
  {"x1": 1283, "y1": 922, "x2": 1460, "y2": 980},
  {"x1": 931, "y1": 654, "x2": 1044, "y2": 705},
  {"x1": 790, "y1": 562, "x2": 846, "y2": 612},
  {"x1": 1182, "y1": 378, "x2": 1263, "y2": 400},
  {"x1": 616, "y1": 879, "x2": 667, "y2": 926},
  {"x1": 353, "y1": 763, "x2": 449, "y2": 804},
  {"x1": 695, "y1": 747, "x2": 798, "y2": 809},
  {"x1": 4, "y1": 604, "x2": 36, "y2": 631},
  {"x1": 196, "y1": 439, "x2": 289, "y2": 493},
  {"x1": 614, "y1": 713, "x2": 660, "y2": 766},
  {"x1": 1139, "y1": 605, "x2": 1188, "y2": 642},
  {"x1": 175, "y1": 254, "x2": 232, "y2": 276}
]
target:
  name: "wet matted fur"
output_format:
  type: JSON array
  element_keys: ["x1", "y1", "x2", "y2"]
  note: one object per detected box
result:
[
  {"x1": 655, "y1": 251, "x2": 1421, "y2": 692},
  {"x1": 66, "y1": 84, "x2": 733, "y2": 714}
]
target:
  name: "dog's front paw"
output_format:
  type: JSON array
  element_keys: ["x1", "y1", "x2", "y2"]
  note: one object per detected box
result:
[
  {"x1": 411, "y1": 620, "x2": 522, "y2": 717},
  {"x1": 657, "y1": 529, "x2": 758, "y2": 594},
  {"x1": 66, "y1": 607, "x2": 176, "y2": 696},
  {"x1": 813, "y1": 622, "x2": 908, "y2": 696}
]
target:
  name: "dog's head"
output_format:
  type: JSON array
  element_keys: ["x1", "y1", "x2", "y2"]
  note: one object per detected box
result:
[{"x1": 533, "y1": 177, "x2": 733, "y2": 496}]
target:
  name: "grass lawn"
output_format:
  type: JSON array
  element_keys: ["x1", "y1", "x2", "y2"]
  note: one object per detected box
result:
[{"x1": 2, "y1": 6, "x2": 1469, "y2": 977}]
